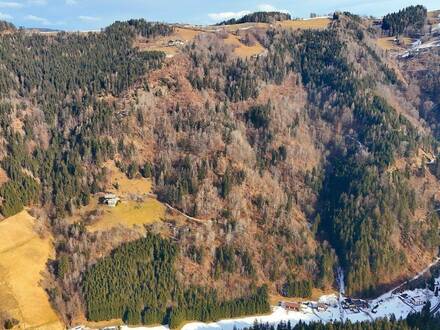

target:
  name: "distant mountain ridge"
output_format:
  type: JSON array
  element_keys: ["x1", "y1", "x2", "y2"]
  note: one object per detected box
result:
[{"x1": 0, "y1": 20, "x2": 62, "y2": 33}]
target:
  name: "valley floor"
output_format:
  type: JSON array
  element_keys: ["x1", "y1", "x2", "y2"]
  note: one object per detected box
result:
[
  {"x1": 114, "y1": 261, "x2": 440, "y2": 330},
  {"x1": 118, "y1": 291, "x2": 440, "y2": 330}
]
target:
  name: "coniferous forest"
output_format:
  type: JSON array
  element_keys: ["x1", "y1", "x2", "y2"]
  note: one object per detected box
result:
[
  {"x1": 83, "y1": 234, "x2": 269, "y2": 327},
  {"x1": 381, "y1": 5, "x2": 427, "y2": 36}
]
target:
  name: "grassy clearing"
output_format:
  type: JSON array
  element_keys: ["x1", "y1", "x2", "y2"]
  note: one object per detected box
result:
[
  {"x1": 376, "y1": 37, "x2": 412, "y2": 50},
  {"x1": 87, "y1": 198, "x2": 165, "y2": 232},
  {"x1": 216, "y1": 22, "x2": 269, "y2": 32},
  {"x1": 174, "y1": 27, "x2": 202, "y2": 41},
  {"x1": 0, "y1": 211, "x2": 63, "y2": 330},
  {"x1": 136, "y1": 27, "x2": 202, "y2": 56},
  {"x1": 104, "y1": 161, "x2": 152, "y2": 196},
  {"x1": 278, "y1": 18, "x2": 331, "y2": 30},
  {"x1": 223, "y1": 34, "x2": 265, "y2": 58},
  {"x1": 68, "y1": 161, "x2": 165, "y2": 232}
]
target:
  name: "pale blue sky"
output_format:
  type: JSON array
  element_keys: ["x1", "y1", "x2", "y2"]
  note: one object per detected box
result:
[{"x1": 0, "y1": 0, "x2": 438, "y2": 31}]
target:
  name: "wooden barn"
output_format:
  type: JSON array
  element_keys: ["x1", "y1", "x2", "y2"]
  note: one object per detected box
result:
[{"x1": 281, "y1": 301, "x2": 301, "y2": 311}]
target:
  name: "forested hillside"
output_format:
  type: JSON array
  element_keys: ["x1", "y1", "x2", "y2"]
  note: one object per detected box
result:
[
  {"x1": 381, "y1": 5, "x2": 427, "y2": 36},
  {"x1": 0, "y1": 5, "x2": 439, "y2": 329},
  {"x1": 0, "y1": 19, "x2": 170, "y2": 218},
  {"x1": 145, "y1": 12, "x2": 438, "y2": 299}
]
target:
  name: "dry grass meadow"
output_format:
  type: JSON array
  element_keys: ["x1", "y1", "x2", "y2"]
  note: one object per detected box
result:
[
  {"x1": 223, "y1": 34, "x2": 265, "y2": 58},
  {"x1": 277, "y1": 18, "x2": 331, "y2": 30},
  {"x1": 103, "y1": 160, "x2": 152, "y2": 196},
  {"x1": 86, "y1": 198, "x2": 165, "y2": 232},
  {"x1": 376, "y1": 36, "x2": 413, "y2": 50},
  {"x1": 0, "y1": 211, "x2": 63, "y2": 330},
  {"x1": 135, "y1": 27, "x2": 202, "y2": 56}
]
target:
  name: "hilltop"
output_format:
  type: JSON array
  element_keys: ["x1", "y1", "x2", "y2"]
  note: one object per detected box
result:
[{"x1": 216, "y1": 11, "x2": 292, "y2": 25}]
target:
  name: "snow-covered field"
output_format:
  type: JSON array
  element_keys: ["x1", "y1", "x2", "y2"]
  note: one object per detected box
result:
[{"x1": 400, "y1": 37, "x2": 440, "y2": 57}]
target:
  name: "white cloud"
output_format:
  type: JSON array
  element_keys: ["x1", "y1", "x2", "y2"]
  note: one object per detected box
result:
[
  {"x1": 78, "y1": 15, "x2": 101, "y2": 22},
  {"x1": 25, "y1": 14, "x2": 50, "y2": 25},
  {"x1": 208, "y1": 10, "x2": 251, "y2": 21},
  {"x1": 257, "y1": 4, "x2": 276, "y2": 11},
  {"x1": 256, "y1": 3, "x2": 289, "y2": 13},
  {"x1": 28, "y1": 0, "x2": 48, "y2": 5},
  {"x1": 0, "y1": 11, "x2": 12, "y2": 19},
  {"x1": 65, "y1": 0, "x2": 77, "y2": 5},
  {"x1": 0, "y1": 1, "x2": 23, "y2": 8}
]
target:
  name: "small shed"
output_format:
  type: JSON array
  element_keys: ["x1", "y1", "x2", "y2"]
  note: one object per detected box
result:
[
  {"x1": 168, "y1": 39, "x2": 185, "y2": 47},
  {"x1": 317, "y1": 302, "x2": 328, "y2": 312},
  {"x1": 100, "y1": 193, "x2": 120, "y2": 207},
  {"x1": 281, "y1": 301, "x2": 301, "y2": 311}
]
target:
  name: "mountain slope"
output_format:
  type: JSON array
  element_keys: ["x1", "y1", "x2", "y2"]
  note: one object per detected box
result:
[{"x1": 0, "y1": 9, "x2": 438, "y2": 329}]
